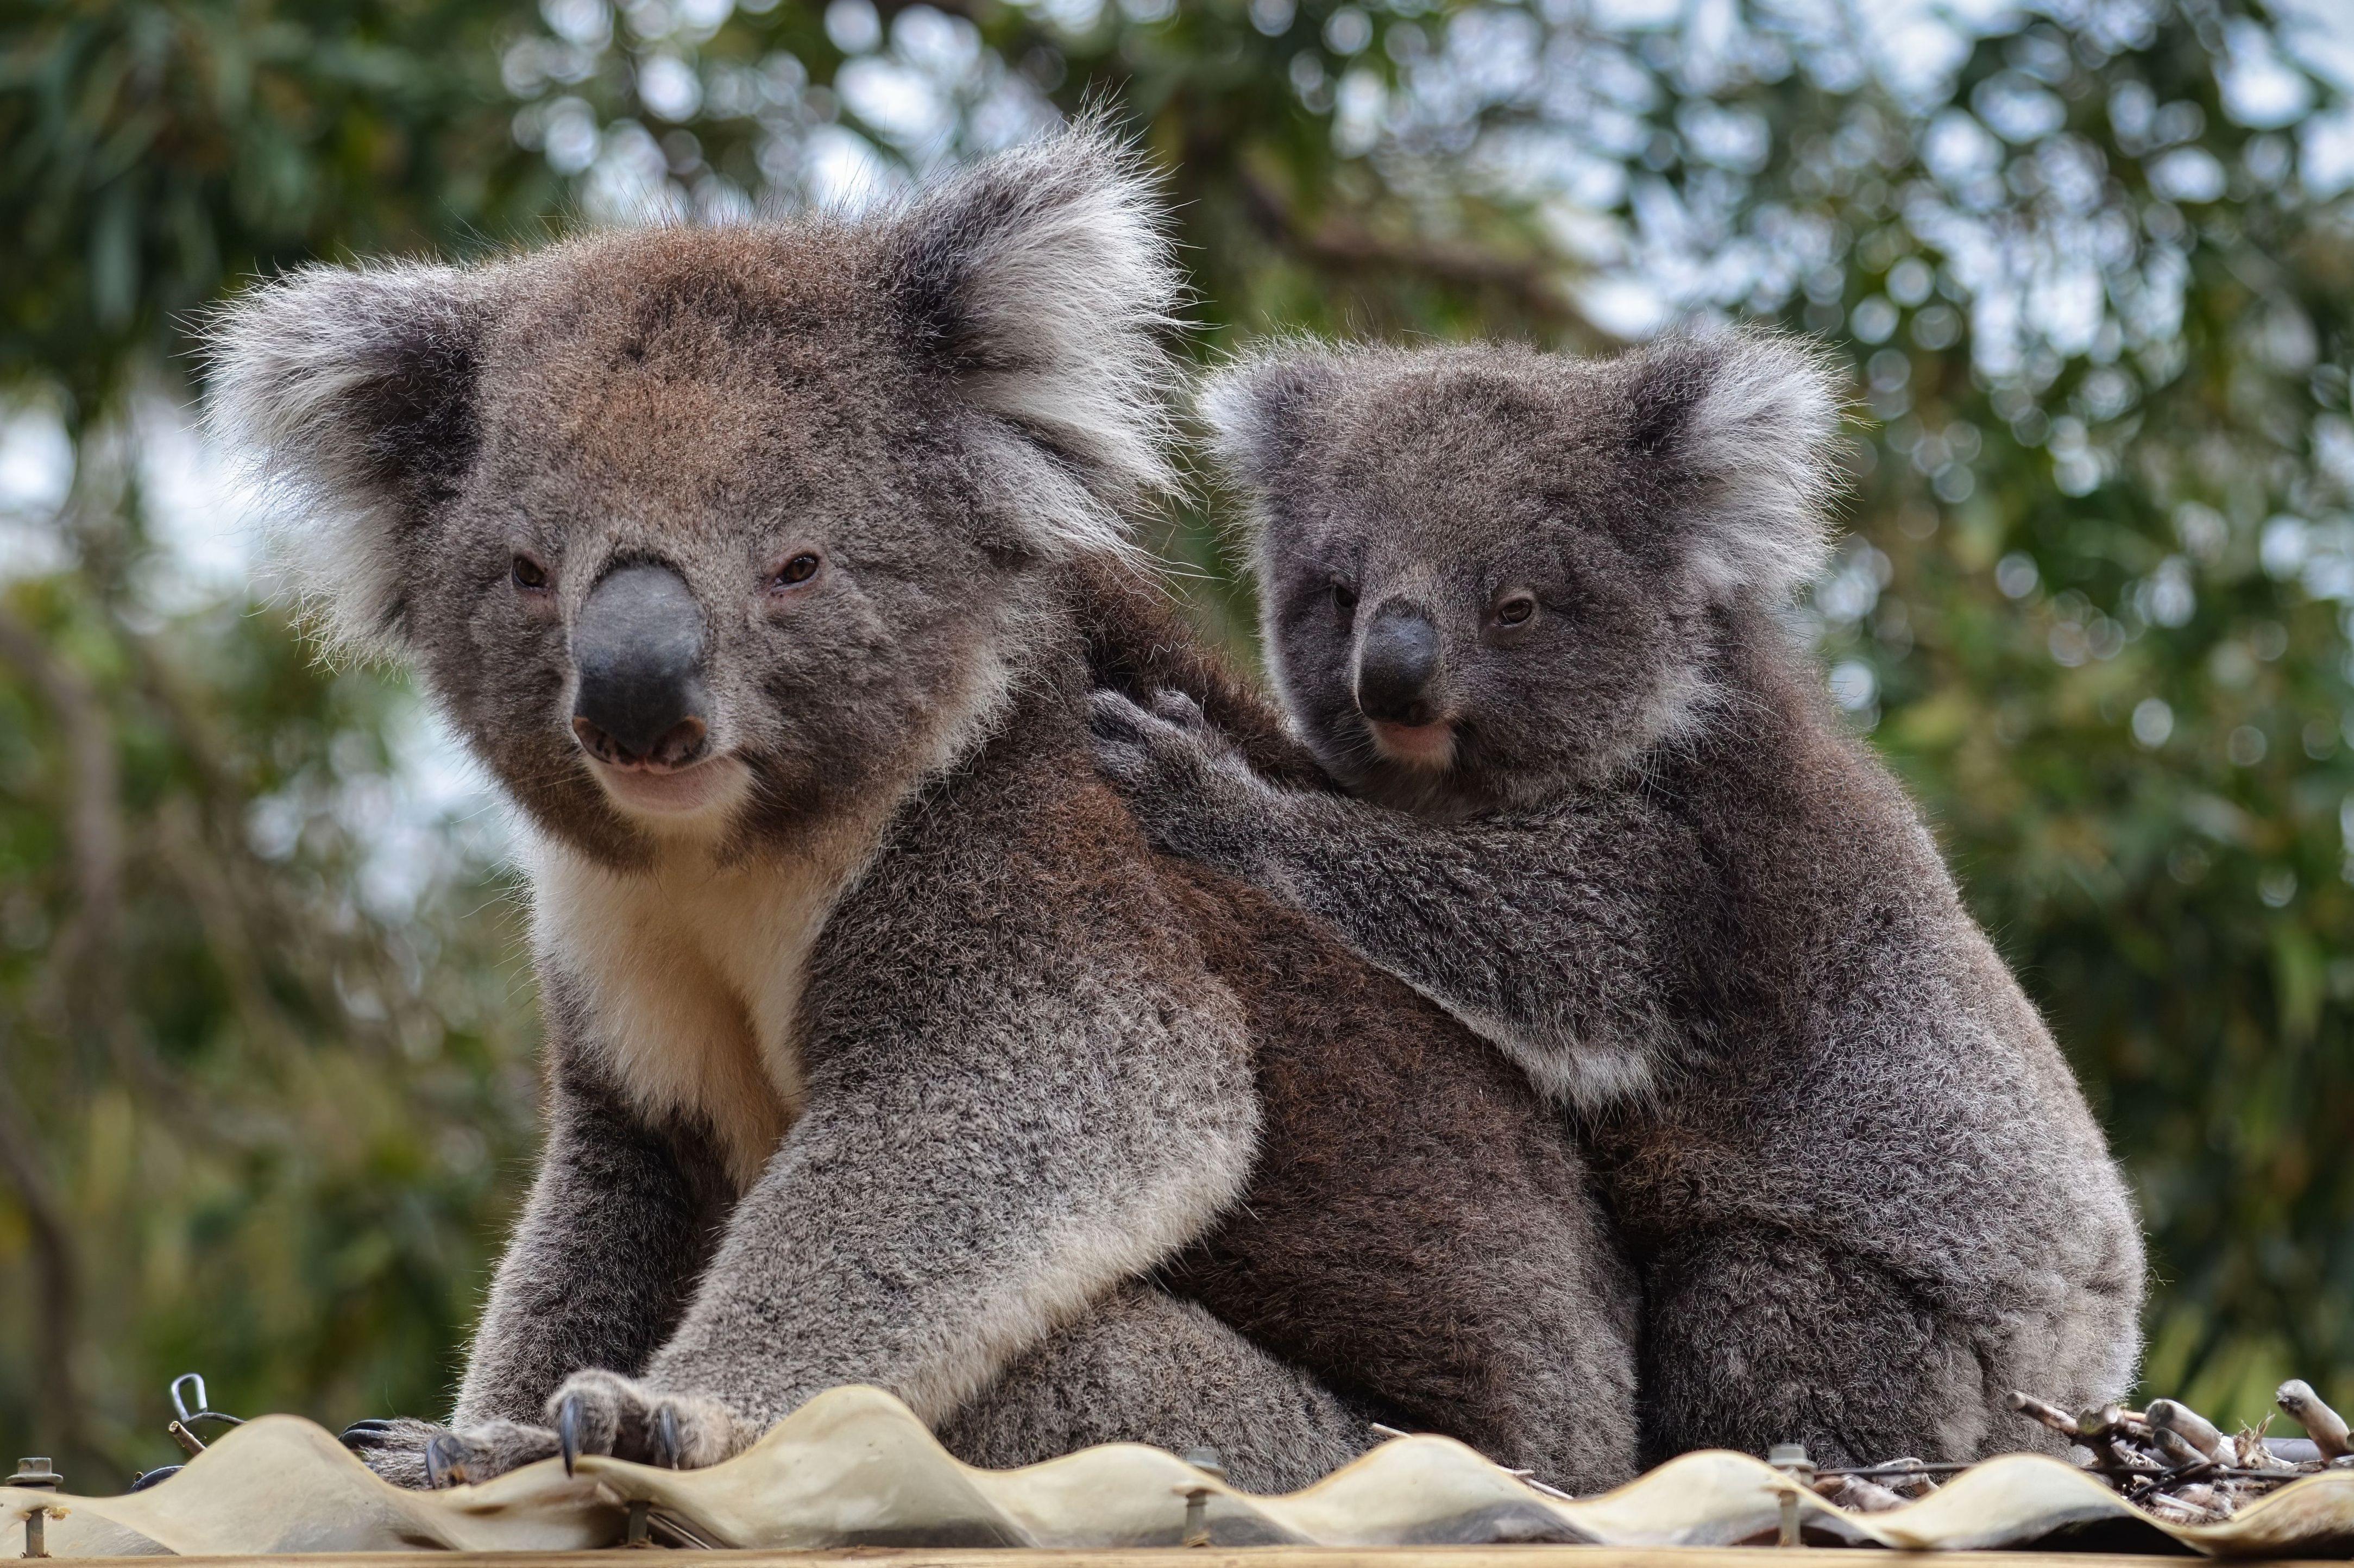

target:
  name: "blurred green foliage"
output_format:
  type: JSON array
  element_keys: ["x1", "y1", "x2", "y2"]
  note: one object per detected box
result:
[
  {"x1": 0, "y1": 0, "x2": 557, "y2": 1481},
  {"x1": 1, "y1": 0, "x2": 558, "y2": 411},
  {"x1": 3, "y1": 0, "x2": 2351, "y2": 1487}
]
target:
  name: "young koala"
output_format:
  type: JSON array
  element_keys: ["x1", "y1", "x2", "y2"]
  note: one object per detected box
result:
[
  {"x1": 1092, "y1": 335, "x2": 2147, "y2": 1466},
  {"x1": 209, "y1": 131, "x2": 1638, "y2": 1495}
]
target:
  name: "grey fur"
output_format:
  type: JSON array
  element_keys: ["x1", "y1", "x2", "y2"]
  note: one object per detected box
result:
[
  {"x1": 939, "y1": 1283, "x2": 1372, "y2": 1493},
  {"x1": 210, "y1": 131, "x2": 1636, "y2": 1494},
  {"x1": 1096, "y1": 333, "x2": 2147, "y2": 1465}
]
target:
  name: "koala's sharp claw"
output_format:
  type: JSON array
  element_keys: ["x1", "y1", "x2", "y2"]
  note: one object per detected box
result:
[
  {"x1": 423, "y1": 1433, "x2": 471, "y2": 1489},
  {"x1": 558, "y1": 1393, "x2": 583, "y2": 1475},
  {"x1": 341, "y1": 1418, "x2": 395, "y2": 1450},
  {"x1": 654, "y1": 1405, "x2": 682, "y2": 1469}
]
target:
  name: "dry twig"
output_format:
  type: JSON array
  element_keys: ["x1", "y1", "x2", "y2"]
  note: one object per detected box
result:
[
  {"x1": 1816, "y1": 1387, "x2": 2354, "y2": 1523},
  {"x1": 2279, "y1": 1382, "x2": 2351, "y2": 1461}
]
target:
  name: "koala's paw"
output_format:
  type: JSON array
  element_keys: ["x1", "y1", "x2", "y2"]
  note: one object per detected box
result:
[
  {"x1": 1088, "y1": 689, "x2": 1260, "y2": 852},
  {"x1": 341, "y1": 1415, "x2": 559, "y2": 1489},
  {"x1": 545, "y1": 1369, "x2": 754, "y2": 1472}
]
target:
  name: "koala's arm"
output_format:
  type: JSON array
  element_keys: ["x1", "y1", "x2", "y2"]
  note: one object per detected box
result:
[
  {"x1": 547, "y1": 804, "x2": 1264, "y2": 1465},
  {"x1": 344, "y1": 1001, "x2": 735, "y2": 1486},
  {"x1": 449, "y1": 1049, "x2": 733, "y2": 1428},
  {"x1": 1243, "y1": 794, "x2": 1699, "y2": 1110},
  {"x1": 1094, "y1": 692, "x2": 1701, "y2": 1111}
]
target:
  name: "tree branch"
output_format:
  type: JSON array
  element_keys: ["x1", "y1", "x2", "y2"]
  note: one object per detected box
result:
[
  {"x1": 0, "y1": 602, "x2": 128, "y2": 1062},
  {"x1": 1234, "y1": 167, "x2": 1617, "y2": 346},
  {"x1": 0, "y1": 1028, "x2": 92, "y2": 1477}
]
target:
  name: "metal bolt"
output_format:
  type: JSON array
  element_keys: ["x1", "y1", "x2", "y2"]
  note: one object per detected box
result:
[
  {"x1": 1179, "y1": 1487, "x2": 1210, "y2": 1548},
  {"x1": 624, "y1": 1499, "x2": 651, "y2": 1548},
  {"x1": 9, "y1": 1460, "x2": 59, "y2": 1561},
  {"x1": 1178, "y1": 1446, "x2": 1224, "y2": 1547},
  {"x1": 1766, "y1": 1445, "x2": 1811, "y2": 1548}
]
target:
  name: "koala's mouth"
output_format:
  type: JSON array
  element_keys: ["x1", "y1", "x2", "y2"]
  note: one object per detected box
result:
[
  {"x1": 583, "y1": 752, "x2": 753, "y2": 821},
  {"x1": 1365, "y1": 716, "x2": 1457, "y2": 771}
]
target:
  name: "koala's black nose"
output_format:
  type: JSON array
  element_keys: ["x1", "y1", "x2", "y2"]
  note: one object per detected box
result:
[
  {"x1": 571, "y1": 562, "x2": 712, "y2": 770},
  {"x1": 1356, "y1": 601, "x2": 1443, "y2": 727}
]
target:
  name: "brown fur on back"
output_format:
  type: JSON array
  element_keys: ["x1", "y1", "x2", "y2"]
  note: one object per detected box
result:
[{"x1": 1166, "y1": 861, "x2": 1638, "y2": 1477}]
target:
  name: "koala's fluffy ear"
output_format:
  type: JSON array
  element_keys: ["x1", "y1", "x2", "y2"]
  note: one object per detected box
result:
[
  {"x1": 1197, "y1": 347, "x2": 1343, "y2": 500},
  {"x1": 886, "y1": 121, "x2": 1182, "y2": 557},
  {"x1": 1626, "y1": 330, "x2": 1846, "y2": 604},
  {"x1": 206, "y1": 262, "x2": 491, "y2": 660}
]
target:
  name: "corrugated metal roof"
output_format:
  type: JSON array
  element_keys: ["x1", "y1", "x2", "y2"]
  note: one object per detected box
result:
[{"x1": 9, "y1": 1387, "x2": 2354, "y2": 1558}]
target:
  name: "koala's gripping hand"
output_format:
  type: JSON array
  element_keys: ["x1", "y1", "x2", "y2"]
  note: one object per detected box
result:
[
  {"x1": 341, "y1": 1415, "x2": 559, "y2": 1489},
  {"x1": 543, "y1": 1369, "x2": 755, "y2": 1471},
  {"x1": 1090, "y1": 689, "x2": 1281, "y2": 874},
  {"x1": 339, "y1": 1375, "x2": 751, "y2": 1488}
]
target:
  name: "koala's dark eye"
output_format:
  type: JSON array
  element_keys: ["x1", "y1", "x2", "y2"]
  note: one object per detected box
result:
[
  {"x1": 511, "y1": 554, "x2": 551, "y2": 593},
  {"x1": 1495, "y1": 594, "x2": 1537, "y2": 628},
  {"x1": 771, "y1": 552, "x2": 821, "y2": 590},
  {"x1": 1332, "y1": 583, "x2": 1358, "y2": 614}
]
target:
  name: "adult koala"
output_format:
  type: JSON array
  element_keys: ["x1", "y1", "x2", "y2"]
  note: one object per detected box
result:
[
  {"x1": 207, "y1": 131, "x2": 1638, "y2": 1494},
  {"x1": 1093, "y1": 336, "x2": 2147, "y2": 1467}
]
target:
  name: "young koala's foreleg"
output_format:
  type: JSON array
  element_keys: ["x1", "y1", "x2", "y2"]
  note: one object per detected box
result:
[
  {"x1": 939, "y1": 1282, "x2": 1373, "y2": 1491},
  {"x1": 1091, "y1": 690, "x2": 1703, "y2": 1111},
  {"x1": 345, "y1": 1003, "x2": 735, "y2": 1488}
]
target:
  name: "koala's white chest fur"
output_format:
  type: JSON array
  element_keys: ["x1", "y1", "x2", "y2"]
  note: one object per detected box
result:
[{"x1": 528, "y1": 833, "x2": 868, "y2": 1190}]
